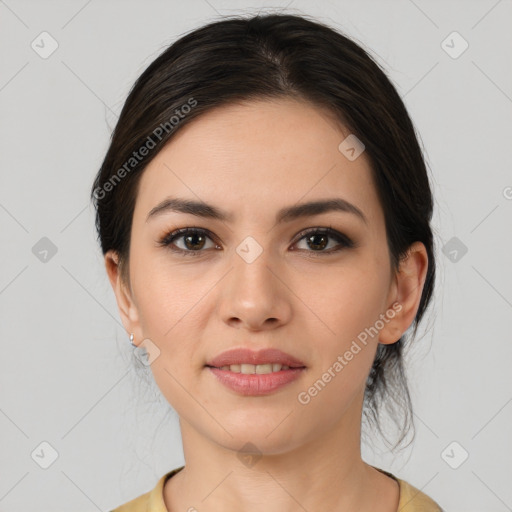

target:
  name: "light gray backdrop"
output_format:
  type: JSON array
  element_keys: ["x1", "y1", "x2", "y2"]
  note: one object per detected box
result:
[{"x1": 1, "y1": 1, "x2": 511, "y2": 511}]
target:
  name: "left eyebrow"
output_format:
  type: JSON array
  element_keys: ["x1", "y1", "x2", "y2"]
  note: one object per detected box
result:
[{"x1": 146, "y1": 197, "x2": 368, "y2": 226}]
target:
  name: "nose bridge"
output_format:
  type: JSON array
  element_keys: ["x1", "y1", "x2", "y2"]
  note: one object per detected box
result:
[{"x1": 232, "y1": 233, "x2": 277, "y2": 298}]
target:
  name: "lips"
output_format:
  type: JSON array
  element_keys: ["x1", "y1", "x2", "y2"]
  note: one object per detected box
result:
[{"x1": 205, "y1": 347, "x2": 306, "y2": 369}]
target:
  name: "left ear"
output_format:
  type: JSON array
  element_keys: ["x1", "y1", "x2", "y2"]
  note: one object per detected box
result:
[{"x1": 379, "y1": 241, "x2": 429, "y2": 345}]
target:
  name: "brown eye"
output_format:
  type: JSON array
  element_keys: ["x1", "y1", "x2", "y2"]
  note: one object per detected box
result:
[
  {"x1": 159, "y1": 228, "x2": 218, "y2": 256},
  {"x1": 181, "y1": 231, "x2": 207, "y2": 250},
  {"x1": 158, "y1": 226, "x2": 354, "y2": 258},
  {"x1": 293, "y1": 227, "x2": 354, "y2": 255},
  {"x1": 305, "y1": 232, "x2": 329, "y2": 251}
]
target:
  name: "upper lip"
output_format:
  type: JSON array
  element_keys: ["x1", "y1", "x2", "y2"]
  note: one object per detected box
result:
[{"x1": 206, "y1": 348, "x2": 306, "y2": 368}]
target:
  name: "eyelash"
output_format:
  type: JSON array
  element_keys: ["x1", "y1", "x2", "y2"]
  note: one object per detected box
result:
[{"x1": 157, "y1": 226, "x2": 355, "y2": 258}]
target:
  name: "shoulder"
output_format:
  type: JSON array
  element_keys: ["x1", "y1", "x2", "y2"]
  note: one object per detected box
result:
[
  {"x1": 371, "y1": 465, "x2": 443, "y2": 512},
  {"x1": 110, "y1": 466, "x2": 184, "y2": 512},
  {"x1": 395, "y1": 477, "x2": 443, "y2": 511},
  {"x1": 110, "y1": 490, "x2": 151, "y2": 512}
]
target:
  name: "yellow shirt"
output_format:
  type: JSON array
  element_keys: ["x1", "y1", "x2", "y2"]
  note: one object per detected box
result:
[{"x1": 110, "y1": 465, "x2": 443, "y2": 512}]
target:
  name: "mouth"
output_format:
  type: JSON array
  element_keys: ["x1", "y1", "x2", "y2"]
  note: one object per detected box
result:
[
  {"x1": 204, "y1": 347, "x2": 306, "y2": 395},
  {"x1": 205, "y1": 362, "x2": 306, "y2": 374},
  {"x1": 205, "y1": 364, "x2": 306, "y2": 396},
  {"x1": 205, "y1": 347, "x2": 306, "y2": 370}
]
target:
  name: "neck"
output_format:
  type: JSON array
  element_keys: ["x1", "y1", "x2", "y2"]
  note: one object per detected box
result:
[{"x1": 164, "y1": 389, "x2": 399, "y2": 512}]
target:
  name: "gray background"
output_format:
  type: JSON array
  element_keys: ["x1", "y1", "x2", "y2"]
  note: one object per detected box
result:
[{"x1": 1, "y1": 0, "x2": 511, "y2": 511}]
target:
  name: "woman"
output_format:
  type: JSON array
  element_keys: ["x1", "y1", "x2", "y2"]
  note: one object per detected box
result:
[{"x1": 91, "y1": 13, "x2": 442, "y2": 512}]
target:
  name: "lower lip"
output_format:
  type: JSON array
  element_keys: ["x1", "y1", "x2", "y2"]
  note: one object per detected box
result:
[{"x1": 207, "y1": 366, "x2": 305, "y2": 396}]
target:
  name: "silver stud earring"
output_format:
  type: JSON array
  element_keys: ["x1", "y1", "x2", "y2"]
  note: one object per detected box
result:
[{"x1": 129, "y1": 333, "x2": 136, "y2": 347}]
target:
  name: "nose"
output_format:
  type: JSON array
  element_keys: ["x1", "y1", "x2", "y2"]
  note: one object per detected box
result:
[{"x1": 217, "y1": 244, "x2": 293, "y2": 332}]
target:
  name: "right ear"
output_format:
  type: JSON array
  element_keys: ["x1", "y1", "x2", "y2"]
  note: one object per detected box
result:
[{"x1": 104, "y1": 250, "x2": 142, "y2": 339}]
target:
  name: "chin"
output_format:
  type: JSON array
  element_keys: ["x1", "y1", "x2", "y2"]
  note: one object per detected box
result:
[
  {"x1": 211, "y1": 416, "x2": 304, "y2": 453},
  {"x1": 220, "y1": 433, "x2": 303, "y2": 460}
]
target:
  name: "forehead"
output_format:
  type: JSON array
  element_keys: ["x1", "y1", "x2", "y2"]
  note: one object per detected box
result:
[{"x1": 134, "y1": 98, "x2": 381, "y2": 227}]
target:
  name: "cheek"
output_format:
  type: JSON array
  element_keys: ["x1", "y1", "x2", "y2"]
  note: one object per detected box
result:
[
  {"x1": 130, "y1": 255, "x2": 208, "y2": 410},
  {"x1": 294, "y1": 275, "x2": 383, "y2": 414},
  {"x1": 129, "y1": 252, "x2": 218, "y2": 407},
  {"x1": 130, "y1": 244, "x2": 207, "y2": 337},
  {"x1": 291, "y1": 259, "x2": 389, "y2": 397},
  {"x1": 295, "y1": 262, "x2": 389, "y2": 343}
]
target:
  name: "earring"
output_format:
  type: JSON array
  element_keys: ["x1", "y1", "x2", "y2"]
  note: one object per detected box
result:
[{"x1": 129, "y1": 333, "x2": 136, "y2": 347}]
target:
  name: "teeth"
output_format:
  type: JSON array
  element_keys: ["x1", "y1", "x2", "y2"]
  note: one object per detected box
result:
[{"x1": 219, "y1": 363, "x2": 291, "y2": 373}]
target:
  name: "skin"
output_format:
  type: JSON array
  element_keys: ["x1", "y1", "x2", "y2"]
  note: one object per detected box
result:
[{"x1": 105, "y1": 98, "x2": 428, "y2": 512}]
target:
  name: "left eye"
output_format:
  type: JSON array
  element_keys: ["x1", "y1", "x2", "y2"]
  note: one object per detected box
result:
[
  {"x1": 158, "y1": 227, "x2": 354, "y2": 256},
  {"x1": 293, "y1": 227, "x2": 354, "y2": 254}
]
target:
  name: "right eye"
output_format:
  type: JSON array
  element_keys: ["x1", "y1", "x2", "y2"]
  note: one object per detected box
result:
[{"x1": 158, "y1": 227, "x2": 220, "y2": 256}]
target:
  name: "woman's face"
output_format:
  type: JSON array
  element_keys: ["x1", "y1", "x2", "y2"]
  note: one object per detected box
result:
[{"x1": 108, "y1": 98, "x2": 423, "y2": 455}]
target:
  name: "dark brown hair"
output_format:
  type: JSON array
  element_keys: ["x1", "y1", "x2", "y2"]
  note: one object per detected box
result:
[{"x1": 91, "y1": 13, "x2": 436, "y2": 450}]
